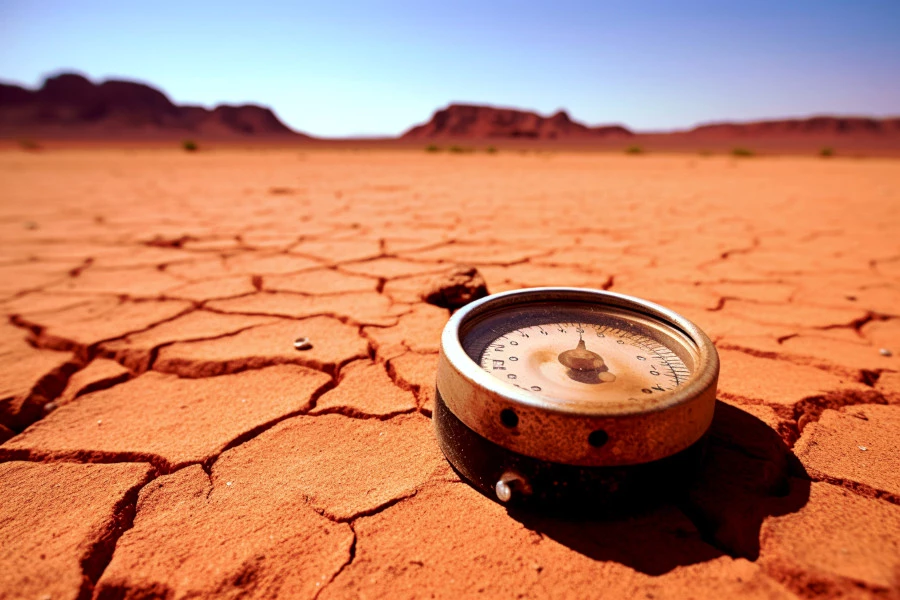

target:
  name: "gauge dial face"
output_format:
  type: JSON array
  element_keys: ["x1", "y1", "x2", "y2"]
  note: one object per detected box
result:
[{"x1": 463, "y1": 303, "x2": 696, "y2": 410}]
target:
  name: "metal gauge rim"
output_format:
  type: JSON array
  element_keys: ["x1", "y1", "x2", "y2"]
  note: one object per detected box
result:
[{"x1": 436, "y1": 287, "x2": 719, "y2": 467}]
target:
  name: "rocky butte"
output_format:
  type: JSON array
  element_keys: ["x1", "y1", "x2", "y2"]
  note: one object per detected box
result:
[
  {"x1": 0, "y1": 72, "x2": 308, "y2": 140},
  {"x1": 401, "y1": 103, "x2": 633, "y2": 140}
]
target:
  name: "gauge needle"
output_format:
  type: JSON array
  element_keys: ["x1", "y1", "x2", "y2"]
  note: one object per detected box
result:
[{"x1": 558, "y1": 334, "x2": 616, "y2": 383}]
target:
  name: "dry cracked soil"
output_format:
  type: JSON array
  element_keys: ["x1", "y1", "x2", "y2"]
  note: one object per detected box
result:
[{"x1": 0, "y1": 148, "x2": 898, "y2": 599}]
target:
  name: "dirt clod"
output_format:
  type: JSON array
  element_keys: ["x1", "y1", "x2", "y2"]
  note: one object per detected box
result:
[{"x1": 421, "y1": 266, "x2": 488, "y2": 309}]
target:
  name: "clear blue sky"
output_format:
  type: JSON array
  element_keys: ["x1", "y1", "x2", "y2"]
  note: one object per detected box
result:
[{"x1": 2, "y1": 0, "x2": 898, "y2": 137}]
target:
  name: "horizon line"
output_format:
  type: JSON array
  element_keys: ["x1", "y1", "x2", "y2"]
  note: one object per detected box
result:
[{"x1": 3, "y1": 69, "x2": 899, "y2": 139}]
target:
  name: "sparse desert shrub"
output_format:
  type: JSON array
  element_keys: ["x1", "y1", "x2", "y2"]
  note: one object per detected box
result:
[
  {"x1": 820, "y1": 147, "x2": 834, "y2": 158},
  {"x1": 732, "y1": 147, "x2": 754, "y2": 157},
  {"x1": 448, "y1": 145, "x2": 473, "y2": 154},
  {"x1": 182, "y1": 139, "x2": 198, "y2": 152},
  {"x1": 268, "y1": 187, "x2": 295, "y2": 195},
  {"x1": 625, "y1": 145, "x2": 643, "y2": 155},
  {"x1": 486, "y1": 146, "x2": 497, "y2": 154},
  {"x1": 425, "y1": 144, "x2": 440, "y2": 153},
  {"x1": 18, "y1": 139, "x2": 41, "y2": 152}
]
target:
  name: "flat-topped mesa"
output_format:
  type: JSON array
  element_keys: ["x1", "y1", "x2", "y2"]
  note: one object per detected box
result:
[
  {"x1": 686, "y1": 116, "x2": 900, "y2": 138},
  {"x1": 0, "y1": 72, "x2": 309, "y2": 139},
  {"x1": 401, "y1": 103, "x2": 633, "y2": 140}
]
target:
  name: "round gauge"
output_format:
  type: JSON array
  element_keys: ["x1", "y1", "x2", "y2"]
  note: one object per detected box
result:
[{"x1": 434, "y1": 287, "x2": 719, "y2": 509}]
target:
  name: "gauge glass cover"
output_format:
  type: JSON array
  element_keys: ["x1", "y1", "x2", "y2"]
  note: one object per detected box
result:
[{"x1": 461, "y1": 302, "x2": 699, "y2": 413}]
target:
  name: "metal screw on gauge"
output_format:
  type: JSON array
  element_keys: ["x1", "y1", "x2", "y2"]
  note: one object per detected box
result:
[{"x1": 434, "y1": 287, "x2": 720, "y2": 511}]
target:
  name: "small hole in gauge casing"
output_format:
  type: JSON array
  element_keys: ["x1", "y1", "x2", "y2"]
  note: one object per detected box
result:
[
  {"x1": 500, "y1": 409, "x2": 518, "y2": 428},
  {"x1": 588, "y1": 429, "x2": 609, "y2": 448}
]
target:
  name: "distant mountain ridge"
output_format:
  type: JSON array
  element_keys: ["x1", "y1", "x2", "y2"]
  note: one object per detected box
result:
[
  {"x1": 0, "y1": 72, "x2": 307, "y2": 139},
  {"x1": 685, "y1": 116, "x2": 900, "y2": 137},
  {"x1": 405, "y1": 103, "x2": 900, "y2": 141},
  {"x1": 402, "y1": 104, "x2": 633, "y2": 140},
  {"x1": 1, "y1": 72, "x2": 898, "y2": 146}
]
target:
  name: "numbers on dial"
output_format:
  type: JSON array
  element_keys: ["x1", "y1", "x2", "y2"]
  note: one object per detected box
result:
[{"x1": 480, "y1": 321, "x2": 689, "y2": 398}]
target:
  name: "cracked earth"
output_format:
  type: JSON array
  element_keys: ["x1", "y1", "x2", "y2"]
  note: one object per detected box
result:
[{"x1": 0, "y1": 149, "x2": 898, "y2": 599}]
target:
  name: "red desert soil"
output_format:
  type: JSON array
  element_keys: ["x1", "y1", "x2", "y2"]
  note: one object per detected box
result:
[{"x1": 0, "y1": 148, "x2": 898, "y2": 599}]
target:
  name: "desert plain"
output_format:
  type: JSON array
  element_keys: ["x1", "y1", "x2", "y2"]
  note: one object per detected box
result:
[{"x1": 0, "y1": 147, "x2": 898, "y2": 599}]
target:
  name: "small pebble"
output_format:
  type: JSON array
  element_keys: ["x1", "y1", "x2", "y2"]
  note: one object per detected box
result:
[
  {"x1": 879, "y1": 348, "x2": 892, "y2": 357},
  {"x1": 97, "y1": 419, "x2": 103, "y2": 425},
  {"x1": 294, "y1": 336, "x2": 313, "y2": 351},
  {"x1": 858, "y1": 446, "x2": 868, "y2": 451},
  {"x1": 226, "y1": 481, "x2": 233, "y2": 486}
]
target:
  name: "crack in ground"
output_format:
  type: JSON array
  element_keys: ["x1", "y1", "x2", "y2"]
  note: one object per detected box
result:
[
  {"x1": 285, "y1": 250, "x2": 383, "y2": 270},
  {"x1": 761, "y1": 558, "x2": 896, "y2": 600},
  {"x1": 715, "y1": 342, "x2": 878, "y2": 384},
  {"x1": 308, "y1": 489, "x2": 435, "y2": 598},
  {"x1": 693, "y1": 236, "x2": 761, "y2": 270},
  {"x1": 67, "y1": 257, "x2": 94, "y2": 278},
  {"x1": 310, "y1": 405, "x2": 417, "y2": 420},
  {"x1": 163, "y1": 352, "x2": 365, "y2": 381},
  {"x1": 707, "y1": 296, "x2": 728, "y2": 312},
  {"x1": 2, "y1": 317, "x2": 372, "y2": 436},
  {"x1": 144, "y1": 234, "x2": 198, "y2": 248},
  {"x1": 6, "y1": 357, "x2": 83, "y2": 432},
  {"x1": 49, "y1": 366, "x2": 131, "y2": 408},
  {"x1": 0, "y1": 266, "x2": 93, "y2": 304},
  {"x1": 76, "y1": 466, "x2": 157, "y2": 600},
  {"x1": 201, "y1": 303, "x2": 404, "y2": 330},
  {"x1": 201, "y1": 376, "x2": 338, "y2": 475},
  {"x1": 0, "y1": 446, "x2": 175, "y2": 473},
  {"x1": 716, "y1": 392, "x2": 801, "y2": 447},
  {"x1": 791, "y1": 388, "x2": 888, "y2": 434},
  {"x1": 816, "y1": 311, "x2": 882, "y2": 336},
  {"x1": 12, "y1": 303, "x2": 197, "y2": 362},
  {"x1": 720, "y1": 236, "x2": 760, "y2": 260},
  {"x1": 807, "y1": 473, "x2": 899, "y2": 506},
  {"x1": 2, "y1": 319, "x2": 88, "y2": 430},
  {"x1": 718, "y1": 385, "x2": 890, "y2": 450},
  {"x1": 311, "y1": 490, "x2": 419, "y2": 525},
  {"x1": 132, "y1": 318, "x2": 286, "y2": 374},
  {"x1": 378, "y1": 346, "x2": 440, "y2": 416},
  {"x1": 0, "y1": 359, "x2": 342, "y2": 475}
]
